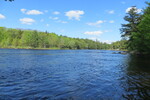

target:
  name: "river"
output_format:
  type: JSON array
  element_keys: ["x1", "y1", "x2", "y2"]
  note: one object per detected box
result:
[{"x1": 0, "y1": 49, "x2": 150, "y2": 100}]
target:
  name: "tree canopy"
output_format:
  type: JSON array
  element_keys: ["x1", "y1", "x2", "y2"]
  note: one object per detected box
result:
[
  {"x1": 0, "y1": 27, "x2": 112, "y2": 50},
  {"x1": 121, "y1": 2, "x2": 150, "y2": 54}
]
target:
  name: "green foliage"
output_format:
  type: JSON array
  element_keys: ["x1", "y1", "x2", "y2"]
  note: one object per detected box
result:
[
  {"x1": 0, "y1": 27, "x2": 112, "y2": 50},
  {"x1": 136, "y1": 2, "x2": 150, "y2": 53},
  {"x1": 120, "y1": 6, "x2": 142, "y2": 51},
  {"x1": 121, "y1": 2, "x2": 150, "y2": 54},
  {"x1": 111, "y1": 40, "x2": 127, "y2": 50}
]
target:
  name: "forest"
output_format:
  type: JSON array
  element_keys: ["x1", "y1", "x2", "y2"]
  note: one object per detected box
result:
[{"x1": 0, "y1": 27, "x2": 117, "y2": 50}]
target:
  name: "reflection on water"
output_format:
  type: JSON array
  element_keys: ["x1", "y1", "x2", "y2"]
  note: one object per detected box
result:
[
  {"x1": 0, "y1": 49, "x2": 150, "y2": 100},
  {"x1": 123, "y1": 55, "x2": 150, "y2": 99}
]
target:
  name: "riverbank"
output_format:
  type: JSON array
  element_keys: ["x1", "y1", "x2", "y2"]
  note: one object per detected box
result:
[
  {"x1": 0, "y1": 46, "x2": 61, "y2": 50},
  {"x1": 0, "y1": 47, "x2": 129, "y2": 51}
]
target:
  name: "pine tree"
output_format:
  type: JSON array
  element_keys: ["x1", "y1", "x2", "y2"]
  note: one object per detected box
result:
[
  {"x1": 136, "y1": 2, "x2": 150, "y2": 53},
  {"x1": 120, "y1": 6, "x2": 142, "y2": 50}
]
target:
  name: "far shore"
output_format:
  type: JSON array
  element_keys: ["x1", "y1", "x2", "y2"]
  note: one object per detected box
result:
[
  {"x1": 4, "y1": 47, "x2": 150, "y2": 56},
  {"x1": 0, "y1": 47, "x2": 127, "y2": 51},
  {"x1": 0, "y1": 47, "x2": 62, "y2": 50}
]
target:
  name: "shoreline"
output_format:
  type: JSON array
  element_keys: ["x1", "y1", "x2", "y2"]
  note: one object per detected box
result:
[
  {"x1": 0, "y1": 47, "x2": 62, "y2": 50},
  {"x1": 4, "y1": 47, "x2": 150, "y2": 56},
  {"x1": 0, "y1": 47, "x2": 127, "y2": 51}
]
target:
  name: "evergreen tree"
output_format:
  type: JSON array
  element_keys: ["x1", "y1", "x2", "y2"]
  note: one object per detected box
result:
[
  {"x1": 120, "y1": 6, "x2": 142, "y2": 50},
  {"x1": 136, "y1": 2, "x2": 150, "y2": 53}
]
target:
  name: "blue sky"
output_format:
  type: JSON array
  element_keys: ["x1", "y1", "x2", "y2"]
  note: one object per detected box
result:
[{"x1": 0, "y1": 0, "x2": 148, "y2": 43}]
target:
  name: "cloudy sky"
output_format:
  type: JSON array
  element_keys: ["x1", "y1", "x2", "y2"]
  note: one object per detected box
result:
[{"x1": 0, "y1": 0, "x2": 148, "y2": 43}]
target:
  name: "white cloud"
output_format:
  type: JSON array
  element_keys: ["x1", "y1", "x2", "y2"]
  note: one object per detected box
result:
[
  {"x1": 21, "y1": 9, "x2": 26, "y2": 13},
  {"x1": 126, "y1": 7, "x2": 142, "y2": 13},
  {"x1": 21, "y1": 9, "x2": 43, "y2": 15},
  {"x1": 87, "y1": 20, "x2": 105, "y2": 27},
  {"x1": 108, "y1": 10, "x2": 115, "y2": 14},
  {"x1": 65, "y1": 10, "x2": 84, "y2": 21},
  {"x1": 49, "y1": 16, "x2": 67, "y2": 24},
  {"x1": 20, "y1": 18, "x2": 35, "y2": 25},
  {"x1": 0, "y1": 14, "x2": 5, "y2": 19},
  {"x1": 26, "y1": 10, "x2": 43, "y2": 15},
  {"x1": 137, "y1": 9, "x2": 142, "y2": 13},
  {"x1": 109, "y1": 20, "x2": 115, "y2": 23},
  {"x1": 84, "y1": 31, "x2": 103, "y2": 35},
  {"x1": 53, "y1": 11, "x2": 60, "y2": 15}
]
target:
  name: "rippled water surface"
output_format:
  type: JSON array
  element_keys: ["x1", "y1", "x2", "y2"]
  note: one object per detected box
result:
[{"x1": 0, "y1": 49, "x2": 150, "y2": 100}]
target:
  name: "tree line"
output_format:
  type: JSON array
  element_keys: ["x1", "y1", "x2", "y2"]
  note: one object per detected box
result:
[
  {"x1": 0, "y1": 27, "x2": 113, "y2": 49},
  {"x1": 120, "y1": 2, "x2": 150, "y2": 54}
]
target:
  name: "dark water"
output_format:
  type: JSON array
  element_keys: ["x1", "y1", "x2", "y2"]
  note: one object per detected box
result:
[{"x1": 0, "y1": 49, "x2": 150, "y2": 100}]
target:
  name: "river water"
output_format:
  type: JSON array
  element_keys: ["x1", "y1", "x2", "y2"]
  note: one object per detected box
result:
[{"x1": 0, "y1": 49, "x2": 150, "y2": 100}]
